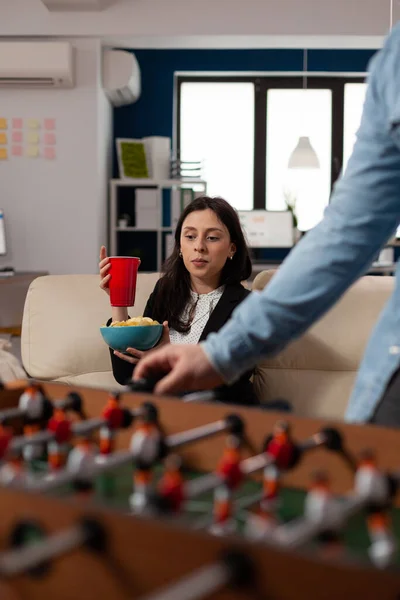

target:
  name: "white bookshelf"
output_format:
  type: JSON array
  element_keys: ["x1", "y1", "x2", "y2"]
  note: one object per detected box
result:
[{"x1": 109, "y1": 178, "x2": 207, "y2": 271}]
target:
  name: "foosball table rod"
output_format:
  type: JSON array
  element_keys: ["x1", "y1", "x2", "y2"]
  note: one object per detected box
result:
[
  {"x1": 0, "y1": 518, "x2": 106, "y2": 578},
  {"x1": 138, "y1": 550, "x2": 254, "y2": 600},
  {"x1": 8, "y1": 413, "x2": 245, "y2": 493}
]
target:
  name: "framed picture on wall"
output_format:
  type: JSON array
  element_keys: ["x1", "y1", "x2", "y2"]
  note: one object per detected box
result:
[{"x1": 116, "y1": 138, "x2": 150, "y2": 179}]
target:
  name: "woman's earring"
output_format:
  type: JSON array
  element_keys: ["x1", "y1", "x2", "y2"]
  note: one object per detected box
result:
[
  {"x1": 179, "y1": 251, "x2": 183, "y2": 258},
  {"x1": 229, "y1": 255, "x2": 234, "y2": 260}
]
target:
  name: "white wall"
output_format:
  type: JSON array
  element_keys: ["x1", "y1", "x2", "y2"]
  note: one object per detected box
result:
[
  {"x1": 0, "y1": 0, "x2": 394, "y2": 39},
  {"x1": 0, "y1": 38, "x2": 112, "y2": 274}
]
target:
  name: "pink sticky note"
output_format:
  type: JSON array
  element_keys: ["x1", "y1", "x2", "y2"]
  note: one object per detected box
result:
[
  {"x1": 12, "y1": 118, "x2": 23, "y2": 129},
  {"x1": 12, "y1": 131, "x2": 22, "y2": 143},
  {"x1": 44, "y1": 119, "x2": 56, "y2": 131},
  {"x1": 12, "y1": 145, "x2": 23, "y2": 157},
  {"x1": 44, "y1": 132, "x2": 56, "y2": 145},
  {"x1": 44, "y1": 146, "x2": 56, "y2": 160}
]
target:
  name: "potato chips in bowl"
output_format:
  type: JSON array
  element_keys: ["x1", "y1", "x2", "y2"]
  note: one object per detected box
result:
[{"x1": 100, "y1": 316, "x2": 163, "y2": 353}]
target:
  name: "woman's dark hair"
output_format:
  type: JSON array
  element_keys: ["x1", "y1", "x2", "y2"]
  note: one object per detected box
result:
[{"x1": 151, "y1": 196, "x2": 252, "y2": 332}]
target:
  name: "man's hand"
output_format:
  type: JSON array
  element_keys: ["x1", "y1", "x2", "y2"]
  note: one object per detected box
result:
[{"x1": 133, "y1": 344, "x2": 224, "y2": 395}]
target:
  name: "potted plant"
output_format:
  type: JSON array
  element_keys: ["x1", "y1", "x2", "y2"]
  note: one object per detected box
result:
[{"x1": 283, "y1": 188, "x2": 301, "y2": 243}]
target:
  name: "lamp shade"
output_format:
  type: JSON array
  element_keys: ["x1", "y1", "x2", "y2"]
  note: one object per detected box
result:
[{"x1": 288, "y1": 136, "x2": 320, "y2": 169}]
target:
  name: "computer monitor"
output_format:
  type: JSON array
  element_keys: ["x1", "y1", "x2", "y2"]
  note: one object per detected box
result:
[
  {"x1": 238, "y1": 210, "x2": 294, "y2": 248},
  {"x1": 0, "y1": 210, "x2": 6, "y2": 256}
]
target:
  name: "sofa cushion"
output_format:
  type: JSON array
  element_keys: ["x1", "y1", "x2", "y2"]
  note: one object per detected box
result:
[
  {"x1": 21, "y1": 273, "x2": 160, "y2": 382},
  {"x1": 253, "y1": 275, "x2": 394, "y2": 417}
]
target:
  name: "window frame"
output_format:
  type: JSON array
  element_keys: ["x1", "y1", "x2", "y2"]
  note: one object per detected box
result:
[{"x1": 176, "y1": 74, "x2": 366, "y2": 211}]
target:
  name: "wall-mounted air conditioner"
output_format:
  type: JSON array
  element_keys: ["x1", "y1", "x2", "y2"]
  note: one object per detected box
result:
[
  {"x1": 102, "y1": 49, "x2": 141, "y2": 107},
  {"x1": 41, "y1": 0, "x2": 116, "y2": 10},
  {"x1": 0, "y1": 41, "x2": 74, "y2": 89}
]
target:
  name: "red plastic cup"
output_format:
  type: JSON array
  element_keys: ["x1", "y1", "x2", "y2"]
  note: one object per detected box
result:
[{"x1": 108, "y1": 256, "x2": 141, "y2": 307}]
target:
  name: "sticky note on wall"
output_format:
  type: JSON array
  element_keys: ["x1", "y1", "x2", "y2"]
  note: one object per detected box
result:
[
  {"x1": 27, "y1": 146, "x2": 39, "y2": 158},
  {"x1": 44, "y1": 133, "x2": 56, "y2": 145},
  {"x1": 12, "y1": 118, "x2": 23, "y2": 129},
  {"x1": 44, "y1": 147, "x2": 56, "y2": 160},
  {"x1": 27, "y1": 119, "x2": 40, "y2": 129},
  {"x1": 0, "y1": 148, "x2": 8, "y2": 160},
  {"x1": 0, "y1": 119, "x2": 7, "y2": 130},
  {"x1": 44, "y1": 118, "x2": 55, "y2": 130},
  {"x1": 28, "y1": 132, "x2": 39, "y2": 144},
  {"x1": 12, "y1": 131, "x2": 22, "y2": 143},
  {"x1": 0, "y1": 133, "x2": 7, "y2": 145},
  {"x1": 12, "y1": 146, "x2": 22, "y2": 157}
]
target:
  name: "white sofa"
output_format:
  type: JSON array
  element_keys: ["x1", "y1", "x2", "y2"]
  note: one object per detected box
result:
[{"x1": 21, "y1": 272, "x2": 394, "y2": 421}]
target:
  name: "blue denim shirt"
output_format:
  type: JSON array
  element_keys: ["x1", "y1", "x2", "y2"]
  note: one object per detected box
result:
[{"x1": 202, "y1": 23, "x2": 400, "y2": 423}]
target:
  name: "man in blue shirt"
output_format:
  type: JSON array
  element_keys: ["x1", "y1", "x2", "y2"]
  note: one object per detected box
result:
[{"x1": 135, "y1": 24, "x2": 400, "y2": 426}]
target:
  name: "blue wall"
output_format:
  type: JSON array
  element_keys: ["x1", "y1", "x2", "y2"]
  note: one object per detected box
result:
[
  {"x1": 112, "y1": 48, "x2": 377, "y2": 263},
  {"x1": 113, "y1": 47, "x2": 376, "y2": 175}
]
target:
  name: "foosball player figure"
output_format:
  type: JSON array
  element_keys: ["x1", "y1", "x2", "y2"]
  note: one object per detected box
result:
[
  {"x1": 366, "y1": 510, "x2": 397, "y2": 568},
  {"x1": 354, "y1": 448, "x2": 391, "y2": 505},
  {"x1": 0, "y1": 447, "x2": 25, "y2": 486},
  {"x1": 129, "y1": 402, "x2": 166, "y2": 513},
  {"x1": 354, "y1": 448, "x2": 397, "y2": 568},
  {"x1": 47, "y1": 407, "x2": 73, "y2": 470},
  {"x1": 99, "y1": 392, "x2": 124, "y2": 456},
  {"x1": 304, "y1": 470, "x2": 343, "y2": 559},
  {"x1": 263, "y1": 421, "x2": 300, "y2": 471},
  {"x1": 210, "y1": 434, "x2": 243, "y2": 536},
  {"x1": 67, "y1": 433, "x2": 98, "y2": 501},
  {"x1": 244, "y1": 501, "x2": 279, "y2": 541},
  {"x1": 156, "y1": 454, "x2": 185, "y2": 514},
  {"x1": 0, "y1": 422, "x2": 12, "y2": 463},
  {"x1": 18, "y1": 382, "x2": 53, "y2": 464}
]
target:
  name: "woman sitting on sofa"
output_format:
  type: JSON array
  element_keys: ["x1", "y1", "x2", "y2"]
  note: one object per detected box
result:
[{"x1": 99, "y1": 195, "x2": 258, "y2": 405}]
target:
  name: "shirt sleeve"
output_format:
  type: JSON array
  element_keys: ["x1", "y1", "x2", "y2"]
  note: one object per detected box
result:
[{"x1": 202, "y1": 26, "x2": 400, "y2": 384}]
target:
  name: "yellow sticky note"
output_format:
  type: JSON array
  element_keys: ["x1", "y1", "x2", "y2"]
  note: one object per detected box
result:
[
  {"x1": 27, "y1": 145, "x2": 39, "y2": 158},
  {"x1": 0, "y1": 133, "x2": 7, "y2": 145},
  {"x1": 27, "y1": 132, "x2": 39, "y2": 144},
  {"x1": 0, "y1": 119, "x2": 7, "y2": 130},
  {"x1": 0, "y1": 148, "x2": 8, "y2": 160},
  {"x1": 27, "y1": 119, "x2": 40, "y2": 129}
]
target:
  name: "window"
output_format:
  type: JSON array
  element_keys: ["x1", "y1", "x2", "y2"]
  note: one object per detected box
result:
[
  {"x1": 343, "y1": 82, "x2": 368, "y2": 174},
  {"x1": 177, "y1": 75, "x2": 366, "y2": 230},
  {"x1": 179, "y1": 81, "x2": 254, "y2": 210},
  {"x1": 266, "y1": 88, "x2": 332, "y2": 231}
]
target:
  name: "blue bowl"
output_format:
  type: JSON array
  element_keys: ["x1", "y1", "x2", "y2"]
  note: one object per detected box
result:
[{"x1": 100, "y1": 324, "x2": 163, "y2": 353}]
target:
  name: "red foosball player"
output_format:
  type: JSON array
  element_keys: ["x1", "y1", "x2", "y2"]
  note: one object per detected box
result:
[
  {"x1": 210, "y1": 435, "x2": 243, "y2": 536},
  {"x1": 261, "y1": 463, "x2": 280, "y2": 511},
  {"x1": 157, "y1": 455, "x2": 185, "y2": 513},
  {"x1": 100, "y1": 392, "x2": 124, "y2": 455},
  {"x1": 263, "y1": 421, "x2": 297, "y2": 471},
  {"x1": 47, "y1": 407, "x2": 72, "y2": 470},
  {"x1": 0, "y1": 423, "x2": 12, "y2": 462},
  {"x1": 18, "y1": 382, "x2": 48, "y2": 463},
  {"x1": 130, "y1": 403, "x2": 165, "y2": 513}
]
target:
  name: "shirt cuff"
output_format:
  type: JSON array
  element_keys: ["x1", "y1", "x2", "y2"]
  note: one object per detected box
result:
[{"x1": 200, "y1": 320, "x2": 259, "y2": 385}]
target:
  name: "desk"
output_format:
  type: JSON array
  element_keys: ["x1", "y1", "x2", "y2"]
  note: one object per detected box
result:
[{"x1": 0, "y1": 272, "x2": 48, "y2": 335}]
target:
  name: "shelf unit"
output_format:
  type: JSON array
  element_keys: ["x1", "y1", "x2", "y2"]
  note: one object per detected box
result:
[{"x1": 109, "y1": 178, "x2": 207, "y2": 272}]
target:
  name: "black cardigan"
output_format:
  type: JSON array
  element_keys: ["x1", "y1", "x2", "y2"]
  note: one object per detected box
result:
[{"x1": 108, "y1": 280, "x2": 258, "y2": 406}]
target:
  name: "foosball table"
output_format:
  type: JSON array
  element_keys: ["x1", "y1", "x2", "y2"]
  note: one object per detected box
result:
[{"x1": 0, "y1": 379, "x2": 400, "y2": 600}]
